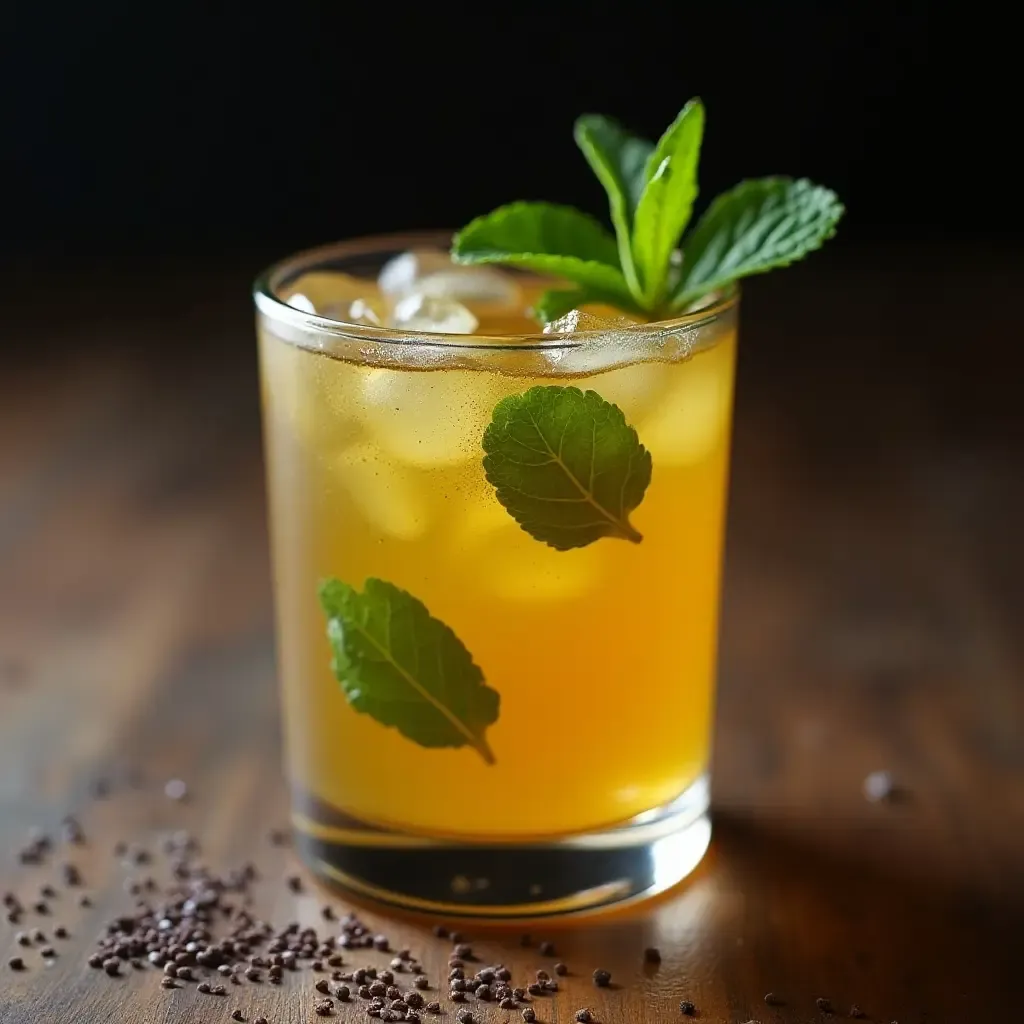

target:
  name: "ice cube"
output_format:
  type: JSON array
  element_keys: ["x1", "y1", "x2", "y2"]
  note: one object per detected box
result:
[
  {"x1": 578, "y1": 361, "x2": 670, "y2": 419},
  {"x1": 378, "y1": 249, "x2": 521, "y2": 308},
  {"x1": 286, "y1": 293, "x2": 316, "y2": 314},
  {"x1": 348, "y1": 298, "x2": 383, "y2": 326},
  {"x1": 358, "y1": 365, "x2": 502, "y2": 467},
  {"x1": 284, "y1": 271, "x2": 373, "y2": 313},
  {"x1": 334, "y1": 443, "x2": 430, "y2": 541},
  {"x1": 389, "y1": 292, "x2": 478, "y2": 334},
  {"x1": 259, "y1": 328, "x2": 361, "y2": 449},
  {"x1": 538, "y1": 309, "x2": 667, "y2": 414},
  {"x1": 454, "y1": 499, "x2": 604, "y2": 602},
  {"x1": 638, "y1": 333, "x2": 735, "y2": 466},
  {"x1": 543, "y1": 308, "x2": 637, "y2": 334},
  {"x1": 378, "y1": 251, "x2": 453, "y2": 296}
]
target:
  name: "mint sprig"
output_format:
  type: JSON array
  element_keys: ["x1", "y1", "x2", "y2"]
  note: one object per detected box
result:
[
  {"x1": 320, "y1": 578, "x2": 499, "y2": 764},
  {"x1": 451, "y1": 201, "x2": 641, "y2": 314},
  {"x1": 452, "y1": 98, "x2": 843, "y2": 322},
  {"x1": 669, "y1": 177, "x2": 844, "y2": 307},
  {"x1": 482, "y1": 386, "x2": 652, "y2": 550}
]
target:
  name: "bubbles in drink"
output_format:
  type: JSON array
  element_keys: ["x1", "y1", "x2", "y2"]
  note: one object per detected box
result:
[
  {"x1": 333, "y1": 443, "x2": 431, "y2": 541},
  {"x1": 638, "y1": 333, "x2": 735, "y2": 465},
  {"x1": 357, "y1": 366, "x2": 503, "y2": 468},
  {"x1": 388, "y1": 293, "x2": 479, "y2": 334}
]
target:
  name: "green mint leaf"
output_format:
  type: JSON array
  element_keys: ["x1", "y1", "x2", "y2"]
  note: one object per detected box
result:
[
  {"x1": 573, "y1": 114, "x2": 655, "y2": 299},
  {"x1": 632, "y1": 98, "x2": 705, "y2": 307},
  {"x1": 451, "y1": 201, "x2": 638, "y2": 311},
  {"x1": 532, "y1": 287, "x2": 596, "y2": 324},
  {"x1": 482, "y1": 386, "x2": 652, "y2": 551},
  {"x1": 319, "y1": 577, "x2": 499, "y2": 765},
  {"x1": 671, "y1": 177, "x2": 844, "y2": 308}
]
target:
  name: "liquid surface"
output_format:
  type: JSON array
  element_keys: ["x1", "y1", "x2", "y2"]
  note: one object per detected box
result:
[{"x1": 259, "y1": 267, "x2": 736, "y2": 839}]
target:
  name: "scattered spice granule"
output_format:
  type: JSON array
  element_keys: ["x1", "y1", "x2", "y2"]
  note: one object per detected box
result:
[
  {"x1": 764, "y1": 992, "x2": 783, "y2": 1006},
  {"x1": 679, "y1": 1000, "x2": 696, "y2": 1015},
  {"x1": 522, "y1": 1010, "x2": 536, "y2": 1023},
  {"x1": 426, "y1": 1002, "x2": 441, "y2": 1014},
  {"x1": 8, "y1": 957, "x2": 26, "y2": 971},
  {"x1": 456, "y1": 1013, "x2": 474, "y2": 1024},
  {"x1": 850, "y1": 1007, "x2": 865, "y2": 1019},
  {"x1": 164, "y1": 778, "x2": 188, "y2": 800},
  {"x1": 232, "y1": 1010, "x2": 246, "y2": 1022},
  {"x1": 816, "y1": 997, "x2": 833, "y2": 1014},
  {"x1": 538, "y1": 941, "x2": 555, "y2": 956},
  {"x1": 555, "y1": 962, "x2": 568, "y2": 976},
  {"x1": 592, "y1": 969, "x2": 611, "y2": 987},
  {"x1": 643, "y1": 946, "x2": 661, "y2": 964},
  {"x1": 574, "y1": 1011, "x2": 592, "y2": 1023},
  {"x1": 160, "y1": 976, "x2": 178, "y2": 989},
  {"x1": 863, "y1": 770, "x2": 895, "y2": 803}
]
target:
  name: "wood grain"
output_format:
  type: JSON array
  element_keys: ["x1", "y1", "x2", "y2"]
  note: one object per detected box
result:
[{"x1": 0, "y1": 254, "x2": 1021, "y2": 1023}]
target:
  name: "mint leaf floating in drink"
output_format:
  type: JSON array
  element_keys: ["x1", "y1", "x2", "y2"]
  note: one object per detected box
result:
[
  {"x1": 319, "y1": 578, "x2": 499, "y2": 765},
  {"x1": 668, "y1": 177, "x2": 844, "y2": 309},
  {"x1": 482, "y1": 386, "x2": 652, "y2": 550},
  {"x1": 452, "y1": 98, "x2": 843, "y2": 321}
]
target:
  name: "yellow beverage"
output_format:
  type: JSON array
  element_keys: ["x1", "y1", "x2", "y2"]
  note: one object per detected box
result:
[{"x1": 258, "y1": 256, "x2": 737, "y2": 843}]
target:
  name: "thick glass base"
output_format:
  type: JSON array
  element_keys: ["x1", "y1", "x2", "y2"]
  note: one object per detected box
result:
[{"x1": 292, "y1": 775, "x2": 710, "y2": 918}]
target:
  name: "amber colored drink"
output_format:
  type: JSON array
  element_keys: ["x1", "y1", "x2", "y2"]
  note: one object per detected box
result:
[{"x1": 255, "y1": 237, "x2": 737, "y2": 912}]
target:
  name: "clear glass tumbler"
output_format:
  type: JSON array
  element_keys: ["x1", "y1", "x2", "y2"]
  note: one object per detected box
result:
[{"x1": 254, "y1": 234, "x2": 738, "y2": 917}]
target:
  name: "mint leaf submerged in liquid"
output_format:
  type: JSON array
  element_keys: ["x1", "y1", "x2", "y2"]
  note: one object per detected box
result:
[
  {"x1": 482, "y1": 386, "x2": 652, "y2": 550},
  {"x1": 320, "y1": 578, "x2": 499, "y2": 765},
  {"x1": 452, "y1": 98, "x2": 843, "y2": 320}
]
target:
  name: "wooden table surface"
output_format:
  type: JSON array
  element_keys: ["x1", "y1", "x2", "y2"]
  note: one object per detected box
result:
[{"x1": 1, "y1": 251, "x2": 1021, "y2": 1023}]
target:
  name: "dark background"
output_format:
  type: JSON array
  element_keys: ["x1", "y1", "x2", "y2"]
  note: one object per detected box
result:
[{"x1": 2, "y1": 1, "x2": 1018, "y2": 280}]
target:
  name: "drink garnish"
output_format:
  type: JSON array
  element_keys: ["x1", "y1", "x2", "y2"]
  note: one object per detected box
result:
[
  {"x1": 482, "y1": 386, "x2": 651, "y2": 550},
  {"x1": 319, "y1": 578, "x2": 499, "y2": 763},
  {"x1": 452, "y1": 98, "x2": 843, "y2": 322}
]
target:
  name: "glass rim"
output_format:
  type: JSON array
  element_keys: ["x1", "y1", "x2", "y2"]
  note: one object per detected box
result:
[{"x1": 253, "y1": 231, "x2": 739, "y2": 352}]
